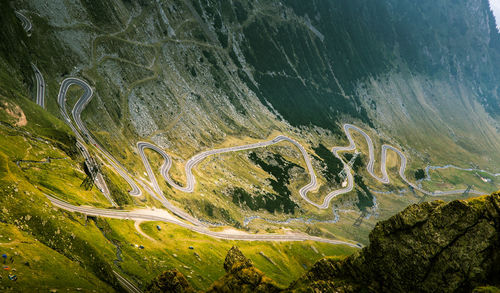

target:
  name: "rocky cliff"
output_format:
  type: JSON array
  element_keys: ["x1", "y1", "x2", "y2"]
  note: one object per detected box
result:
[{"x1": 149, "y1": 193, "x2": 500, "y2": 292}]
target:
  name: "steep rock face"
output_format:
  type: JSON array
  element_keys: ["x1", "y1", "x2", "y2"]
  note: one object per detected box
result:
[
  {"x1": 14, "y1": 0, "x2": 500, "y2": 167},
  {"x1": 290, "y1": 193, "x2": 500, "y2": 292}
]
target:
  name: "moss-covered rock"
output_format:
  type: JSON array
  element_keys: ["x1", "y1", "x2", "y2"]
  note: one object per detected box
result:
[
  {"x1": 207, "y1": 246, "x2": 281, "y2": 293},
  {"x1": 146, "y1": 269, "x2": 196, "y2": 293},
  {"x1": 147, "y1": 193, "x2": 500, "y2": 292},
  {"x1": 223, "y1": 246, "x2": 253, "y2": 273},
  {"x1": 289, "y1": 193, "x2": 500, "y2": 292}
]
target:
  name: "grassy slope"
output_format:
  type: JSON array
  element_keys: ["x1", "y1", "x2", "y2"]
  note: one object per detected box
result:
[
  {"x1": 0, "y1": 89, "x2": 357, "y2": 290},
  {"x1": 16, "y1": 0, "x2": 491, "y2": 241},
  {"x1": 2, "y1": 1, "x2": 496, "y2": 290},
  {"x1": 0, "y1": 222, "x2": 112, "y2": 291},
  {"x1": 0, "y1": 100, "x2": 121, "y2": 291}
]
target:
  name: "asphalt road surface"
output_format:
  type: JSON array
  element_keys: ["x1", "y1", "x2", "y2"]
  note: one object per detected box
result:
[
  {"x1": 338, "y1": 124, "x2": 484, "y2": 197},
  {"x1": 113, "y1": 270, "x2": 141, "y2": 293},
  {"x1": 31, "y1": 63, "x2": 45, "y2": 108},
  {"x1": 15, "y1": 11, "x2": 32, "y2": 33},
  {"x1": 46, "y1": 193, "x2": 361, "y2": 247},
  {"x1": 66, "y1": 78, "x2": 143, "y2": 197},
  {"x1": 22, "y1": 13, "x2": 141, "y2": 292},
  {"x1": 25, "y1": 8, "x2": 488, "y2": 288}
]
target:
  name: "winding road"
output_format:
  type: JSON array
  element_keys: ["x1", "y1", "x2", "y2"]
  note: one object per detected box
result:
[
  {"x1": 52, "y1": 73, "x2": 490, "y2": 251},
  {"x1": 17, "y1": 13, "x2": 44, "y2": 108},
  {"x1": 76, "y1": 141, "x2": 115, "y2": 206},
  {"x1": 45, "y1": 194, "x2": 360, "y2": 247},
  {"x1": 57, "y1": 79, "x2": 117, "y2": 206},
  {"x1": 21, "y1": 11, "x2": 142, "y2": 291},
  {"x1": 337, "y1": 124, "x2": 484, "y2": 197},
  {"x1": 20, "y1": 6, "x2": 495, "y2": 291},
  {"x1": 66, "y1": 78, "x2": 143, "y2": 197},
  {"x1": 31, "y1": 63, "x2": 45, "y2": 108},
  {"x1": 60, "y1": 76, "x2": 487, "y2": 214},
  {"x1": 15, "y1": 11, "x2": 32, "y2": 33}
]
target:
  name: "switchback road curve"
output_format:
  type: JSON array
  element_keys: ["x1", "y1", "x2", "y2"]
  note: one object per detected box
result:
[
  {"x1": 338, "y1": 124, "x2": 484, "y2": 197},
  {"x1": 58, "y1": 78, "x2": 142, "y2": 198},
  {"x1": 66, "y1": 78, "x2": 143, "y2": 197},
  {"x1": 57, "y1": 78, "x2": 117, "y2": 206},
  {"x1": 15, "y1": 11, "x2": 32, "y2": 33}
]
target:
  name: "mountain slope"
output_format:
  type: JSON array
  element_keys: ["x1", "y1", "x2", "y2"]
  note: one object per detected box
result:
[{"x1": 1, "y1": 0, "x2": 500, "y2": 290}]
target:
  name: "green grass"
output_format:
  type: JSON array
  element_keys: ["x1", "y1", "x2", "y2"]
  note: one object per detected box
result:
[
  {"x1": 3, "y1": 2, "x2": 497, "y2": 290},
  {"x1": 473, "y1": 286, "x2": 500, "y2": 293},
  {"x1": 0, "y1": 97, "x2": 123, "y2": 290},
  {"x1": 0, "y1": 123, "x2": 111, "y2": 208}
]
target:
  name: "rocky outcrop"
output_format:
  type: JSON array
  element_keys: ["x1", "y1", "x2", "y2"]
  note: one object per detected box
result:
[
  {"x1": 289, "y1": 193, "x2": 500, "y2": 292},
  {"x1": 207, "y1": 246, "x2": 281, "y2": 293},
  {"x1": 222, "y1": 246, "x2": 253, "y2": 273},
  {"x1": 146, "y1": 269, "x2": 196, "y2": 293},
  {"x1": 146, "y1": 193, "x2": 500, "y2": 292}
]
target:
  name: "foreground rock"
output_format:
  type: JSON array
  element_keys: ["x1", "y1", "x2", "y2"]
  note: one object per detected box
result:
[
  {"x1": 289, "y1": 193, "x2": 500, "y2": 292},
  {"x1": 146, "y1": 269, "x2": 196, "y2": 293},
  {"x1": 206, "y1": 246, "x2": 281, "y2": 293},
  {"x1": 147, "y1": 193, "x2": 500, "y2": 292}
]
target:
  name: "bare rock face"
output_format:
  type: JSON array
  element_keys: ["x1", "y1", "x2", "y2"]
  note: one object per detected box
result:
[
  {"x1": 289, "y1": 193, "x2": 500, "y2": 292},
  {"x1": 207, "y1": 246, "x2": 281, "y2": 293},
  {"x1": 146, "y1": 269, "x2": 196, "y2": 293}
]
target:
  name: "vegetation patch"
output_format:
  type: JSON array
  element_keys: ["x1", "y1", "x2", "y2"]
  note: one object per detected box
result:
[
  {"x1": 0, "y1": 222, "x2": 113, "y2": 291},
  {"x1": 231, "y1": 187, "x2": 297, "y2": 214},
  {"x1": 244, "y1": 152, "x2": 304, "y2": 214},
  {"x1": 343, "y1": 153, "x2": 364, "y2": 172},
  {"x1": 313, "y1": 144, "x2": 343, "y2": 184},
  {"x1": 198, "y1": 199, "x2": 239, "y2": 227},
  {"x1": 415, "y1": 168, "x2": 426, "y2": 180},
  {"x1": 354, "y1": 175, "x2": 374, "y2": 212}
]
